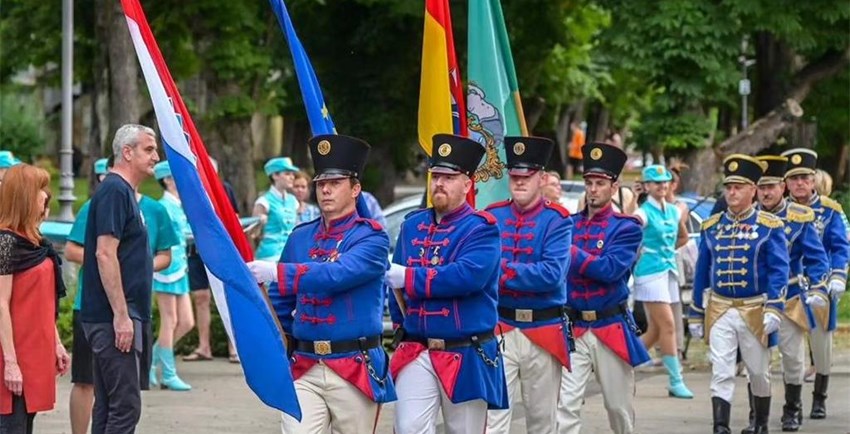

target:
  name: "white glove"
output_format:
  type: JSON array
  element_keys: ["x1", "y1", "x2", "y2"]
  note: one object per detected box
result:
[
  {"x1": 688, "y1": 323, "x2": 704, "y2": 339},
  {"x1": 829, "y1": 278, "x2": 846, "y2": 301},
  {"x1": 763, "y1": 312, "x2": 781, "y2": 334},
  {"x1": 385, "y1": 263, "x2": 407, "y2": 289},
  {"x1": 805, "y1": 293, "x2": 828, "y2": 309},
  {"x1": 246, "y1": 260, "x2": 277, "y2": 284}
]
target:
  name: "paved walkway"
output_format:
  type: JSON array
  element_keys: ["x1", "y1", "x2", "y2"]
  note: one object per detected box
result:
[{"x1": 38, "y1": 346, "x2": 850, "y2": 433}]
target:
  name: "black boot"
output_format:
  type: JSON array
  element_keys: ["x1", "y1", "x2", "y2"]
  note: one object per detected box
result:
[
  {"x1": 741, "y1": 384, "x2": 756, "y2": 434},
  {"x1": 753, "y1": 395, "x2": 771, "y2": 434},
  {"x1": 781, "y1": 383, "x2": 802, "y2": 431},
  {"x1": 713, "y1": 397, "x2": 732, "y2": 434},
  {"x1": 810, "y1": 374, "x2": 829, "y2": 419}
]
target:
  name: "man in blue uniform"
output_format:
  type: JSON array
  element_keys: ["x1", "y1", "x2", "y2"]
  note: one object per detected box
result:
[
  {"x1": 485, "y1": 136, "x2": 572, "y2": 434},
  {"x1": 386, "y1": 134, "x2": 506, "y2": 434},
  {"x1": 745, "y1": 155, "x2": 830, "y2": 432},
  {"x1": 556, "y1": 142, "x2": 648, "y2": 434},
  {"x1": 781, "y1": 148, "x2": 849, "y2": 420},
  {"x1": 247, "y1": 134, "x2": 394, "y2": 433},
  {"x1": 689, "y1": 155, "x2": 789, "y2": 434}
]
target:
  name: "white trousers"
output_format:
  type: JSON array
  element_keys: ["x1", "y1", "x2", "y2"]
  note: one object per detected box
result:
[
  {"x1": 556, "y1": 331, "x2": 635, "y2": 434},
  {"x1": 709, "y1": 309, "x2": 770, "y2": 401},
  {"x1": 394, "y1": 350, "x2": 488, "y2": 434},
  {"x1": 778, "y1": 314, "x2": 806, "y2": 385},
  {"x1": 486, "y1": 329, "x2": 560, "y2": 434},
  {"x1": 810, "y1": 326, "x2": 833, "y2": 375},
  {"x1": 281, "y1": 362, "x2": 379, "y2": 434}
]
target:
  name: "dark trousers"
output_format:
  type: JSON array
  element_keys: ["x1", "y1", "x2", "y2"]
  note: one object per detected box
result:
[
  {"x1": 84, "y1": 321, "x2": 143, "y2": 434},
  {"x1": 0, "y1": 395, "x2": 34, "y2": 434}
]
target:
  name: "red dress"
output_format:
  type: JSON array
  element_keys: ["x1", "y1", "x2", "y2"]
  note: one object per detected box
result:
[{"x1": 0, "y1": 258, "x2": 57, "y2": 414}]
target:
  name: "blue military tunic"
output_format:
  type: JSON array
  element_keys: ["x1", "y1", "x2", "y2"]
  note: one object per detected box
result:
[
  {"x1": 566, "y1": 204, "x2": 650, "y2": 367},
  {"x1": 272, "y1": 211, "x2": 395, "y2": 403},
  {"x1": 757, "y1": 201, "x2": 830, "y2": 331},
  {"x1": 790, "y1": 194, "x2": 850, "y2": 331},
  {"x1": 690, "y1": 208, "x2": 789, "y2": 346},
  {"x1": 388, "y1": 203, "x2": 508, "y2": 409},
  {"x1": 486, "y1": 198, "x2": 572, "y2": 368}
]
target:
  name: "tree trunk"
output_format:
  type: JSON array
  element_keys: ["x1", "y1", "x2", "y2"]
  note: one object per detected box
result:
[
  {"x1": 717, "y1": 99, "x2": 804, "y2": 155},
  {"x1": 681, "y1": 146, "x2": 720, "y2": 196},
  {"x1": 754, "y1": 32, "x2": 792, "y2": 118},
  {"x1": 206, "y1": 115, "x2": 256, "y2": 215},
  {"x1": 523, "y1": 96, "x2": 546, "y2": 133},
  {"x1": 586, "y1": 102, "x2": 609, "y2": 143},
  {"x1": 365, "y1": 144, "x2": 395, "y2": 206},
  {"x1": 281, "y1": 116, "x2": 311, "y2": 169},
  {"x1": 106, "y1": 0, "x2": 140, "y2": 135}
]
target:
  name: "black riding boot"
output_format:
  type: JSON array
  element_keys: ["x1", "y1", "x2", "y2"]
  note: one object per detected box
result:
[
  {"x1": 713, "y1": 397, "x2": 732, "y2": 434},
  {"x1": 753, "y1": 395, "x2": 770, "y2": 434},
  {"x1": 810, "y1": 374, "x2": 828, "y2": 419},
  {"x1": 741, "y1": 384, "x2": 756, "y2": 434},
  {"x1": 781, "y1": 383, "x2": 802, "y2": 431}
]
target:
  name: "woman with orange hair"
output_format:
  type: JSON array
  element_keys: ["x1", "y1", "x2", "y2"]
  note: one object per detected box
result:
[{"x1": 0, "y1": 164, "x2": 70, "y2": 433}]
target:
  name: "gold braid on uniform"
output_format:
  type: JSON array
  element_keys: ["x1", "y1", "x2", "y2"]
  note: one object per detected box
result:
[
  {"x1": 785, "y1": 203, "x2": 815, "y2": 223},
  {"x1": 820, "y1": 196, "x2": 845, "y2": 213},
  {"x1": 756, "y1": 211, "x2": 783, "y2": 229},
  {"x1": 701, "y1": 212, "x2": 721, "y2": 231}
]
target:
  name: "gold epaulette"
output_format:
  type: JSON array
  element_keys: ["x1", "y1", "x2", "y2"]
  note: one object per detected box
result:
[
  {"x1": 821, "y1": 196, "x2": 846, "y2": 213},
  {"x1": 757, "y1": 211, "x2": 784, "y2": 229},
  {"x1": 786, "y1": 202, "x2": 815, "y2": 223},
  {"x1": 701, "y1": 212, "x2": 722, "y2": 230}
]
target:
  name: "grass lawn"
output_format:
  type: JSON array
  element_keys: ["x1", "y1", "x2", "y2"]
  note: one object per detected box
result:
[{"x1": 839, "y1": 292, "x2": 850, "y2": 322}]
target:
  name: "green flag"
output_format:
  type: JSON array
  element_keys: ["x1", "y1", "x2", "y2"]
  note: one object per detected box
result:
[{"x1": 467, "y1": 0, "x2": 528, "y2": 208}]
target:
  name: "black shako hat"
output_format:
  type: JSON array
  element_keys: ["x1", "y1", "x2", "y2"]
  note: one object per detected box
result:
[
  {"x1": 755, "y1": 155, "x2": 787, "y2": 185},
  {"x1": 722, "y1": 154, "x2": 765, "y2": 185},
  {"x1": 780, "y1": 148, "x2": 818, "y2": 178},
  {"x1": 308, "y1": 134, "x2": 370, "y2": 181},
  {"x1": 581, "y1": 142, "x2": 627, "y2": 180},
  {"x1": 504, "y1": 136, "x2": 555, "y2": 176},
  {"x1": 429, "y1": 134, "x2": 485, "y2": 178}
]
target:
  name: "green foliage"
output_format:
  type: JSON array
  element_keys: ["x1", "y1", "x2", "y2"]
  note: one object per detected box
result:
[{"x1": 0, "y1": 91, "x2": 45, "y2": 160}]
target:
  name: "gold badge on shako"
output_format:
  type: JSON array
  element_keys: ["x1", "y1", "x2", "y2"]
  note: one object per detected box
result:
[
  {"x1": 438, "y1": 143, "x2": 452, "y2": 157},
  {"x1": 590, "y1": 147, "x2": 603, "y2": 160},
  {"x1": 791, "y1": 154, "x2": 802, "y2": 165},
  {"x1": 513, "y1": 141, "x2": 526, "y2": 156},
  {"x1": 317, "y1": 140, "x2": 332, "y2": 156},
  {"x1": 728, "y1": 161, "x2": 738, "y2": 172}
]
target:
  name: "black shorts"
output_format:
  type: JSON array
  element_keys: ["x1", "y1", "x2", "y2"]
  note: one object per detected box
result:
[
  {"x1": 71, "y1": 310, "x2": 94, "y2": 384},
  {"x1": 188, "y1": 251, "x2": 210, "y2": 291},
  {"x1": 72, "y1": 312, "x2": 153, "y2": 390},
  {"x1": 569, "y1": 157, "x2": 583, "y2": 171}
]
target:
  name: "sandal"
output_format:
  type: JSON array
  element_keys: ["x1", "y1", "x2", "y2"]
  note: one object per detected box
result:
[
  {"x1": 228, "y1": 353, "x2": 241, "y2": 364},
  {"x1": 183, "y1": 351, "x2": 213, "y2": 362}
]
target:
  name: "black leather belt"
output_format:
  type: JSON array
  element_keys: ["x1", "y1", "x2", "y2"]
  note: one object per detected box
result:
[
  {"x1": 404, "y1": 331, "x2": 495, "y2": 351},
  {"x1": 564, "y1": 302, "x2": 627, "y2": 322},
  {"x1": 295, "y1": 335, "x2": 381, "y2": 356},
  {"x1": 498, "y1": 305, "x2": 564, "y2": 323}
]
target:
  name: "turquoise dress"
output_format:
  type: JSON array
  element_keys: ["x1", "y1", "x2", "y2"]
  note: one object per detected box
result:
[
  {"x1": 68, "y1": 196, "x2": 179, "y2": 311},
  {"x1": 254, "y1": 187, "x2": 299, "y2": 261},
  {"x1": 152, "y1": 192, "x2": 191, "y2": 295}
]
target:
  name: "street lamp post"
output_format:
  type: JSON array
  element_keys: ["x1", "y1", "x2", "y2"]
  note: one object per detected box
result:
[
  {"x1": 739, "y1": 36, "x2": 756, "y2": 131},
  {"x1": 58, "y1": 0, "x2": 76, "y2": 221}
]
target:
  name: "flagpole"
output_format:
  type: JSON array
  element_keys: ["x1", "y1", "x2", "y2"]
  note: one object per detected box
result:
[{"x1": 58, "y1": 0, "x2": 76, "y2": 221}]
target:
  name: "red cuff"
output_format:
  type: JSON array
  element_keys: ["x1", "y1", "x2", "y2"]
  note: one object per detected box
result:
[
  {"x1": 579, "y1": 254, "x2": 596, "y2": 275},
  {"x1": 277, "y1": 263, "x2": 288, "y2": 296},
  {"x1": 404, "y1": 267, "x2": 416, "y2": 300}
]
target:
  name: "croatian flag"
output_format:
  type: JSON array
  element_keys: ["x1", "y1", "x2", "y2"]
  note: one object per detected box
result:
[{"x1": 122, "y1": 0, "x2": 300, "y2": 418}]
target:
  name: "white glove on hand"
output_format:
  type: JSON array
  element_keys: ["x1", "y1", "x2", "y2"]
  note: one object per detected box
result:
[
  {"x1": 828, "y1": 278, "x2": 846, "y2": 301},
  {"x1": 805, "y1": 293, "x2": 828, "y2": 309},
  {"x1": 688, "y1": 323, "x2": 704, "y2": 339},
  {"x1": 246, "y1": 260, "x2": 277, "y2": 284},
  {"x1": 763, "y1": 312, "x2": 781, "y2": 334},
  {"x1": 385, "y1": 263, "x2": 407, "y2": 289}
]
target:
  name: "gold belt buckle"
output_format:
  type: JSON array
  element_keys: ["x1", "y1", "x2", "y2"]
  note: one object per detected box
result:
[
  {"x1": 581, "y1": 310, "x2": 597, "y2": 321},
  {"x1": 515, "y1": 309, "x2": 533, "y2": 322},
  {"x1": 427, "y1": 339, "x2": 446, "y2": 351},
  {"x1": 731, "y1": 299, "x2": 744, "y2": 307},
  {"x1": 313, "y1": 340, "x2": 332, "y2": 356}
]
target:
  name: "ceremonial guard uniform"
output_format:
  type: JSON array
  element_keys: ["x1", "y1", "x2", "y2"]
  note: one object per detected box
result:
[
  {"x1": 781, "y1": 148, "x2": 849, "y2": 419},
  {"x1": 250, "y1": 135, "x2": 395, "y2": 434},
  {"x1": 557, "y1": 143, "x2": 649, "y2": 434},
  {"x1": 689, "y1": 155, "x2": 789, "y2": 434},
  {"x1": 744, "y1": 155, "x2": 831, "y2": 432},
  {"x1": 388, "y1": 134, "x2": 507, "y2": 434},
  {"x1": 485, "y1": 136, "x2": 572, "y2": 434}
]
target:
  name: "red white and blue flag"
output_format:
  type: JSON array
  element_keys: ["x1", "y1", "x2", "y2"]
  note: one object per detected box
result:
[{"x1": 121, "y1": 0, "x2": 300, "y2": 418}]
